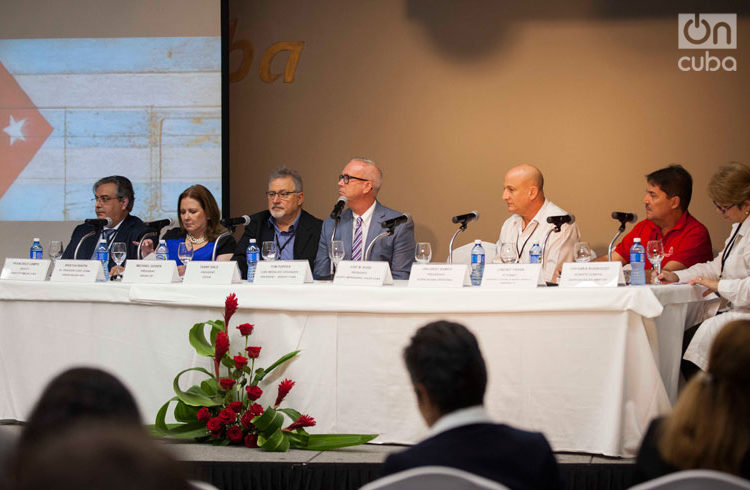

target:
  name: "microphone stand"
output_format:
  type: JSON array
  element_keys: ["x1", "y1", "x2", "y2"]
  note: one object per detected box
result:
[
  {"x1": 607, "y1": 221, "x2": 627, "y2": 261},
  {"x1": 447, "y1": 222, "x2": 468, "y2": 264},
  {"x1": 136, "y1": 231, "x2": 158, "y2": 260},
  {"x1": 211, "y1": 228, "x2": 235, "y2": 261},
  {"x1": 329, "y1": 215, "x2": 342, "y2": 276},
  {"x1": 364, "y1": 227, "x2": 394, "y2": 261},
  {"x1": 540, "y1": 223, "x2": 563, "y2": 265},
  {"x1": 73, "y1": 230, "x2": 99, "y2": 259}
]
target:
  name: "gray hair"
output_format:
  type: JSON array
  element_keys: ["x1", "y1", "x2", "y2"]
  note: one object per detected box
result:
[
  {"x1": 349, "y1": 157, "x2": 383, "y2": 192},
  {"x1": 92, "y1": 176, "x2": 135, "y2": 212},
  {"x1": 268, "y1": 167, "x2": 303, "y2": 192}
]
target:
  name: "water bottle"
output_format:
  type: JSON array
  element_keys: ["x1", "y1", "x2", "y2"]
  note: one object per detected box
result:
[
  {"x1": 529, "y1": 243, "x2": 542, "y2": 264},
  {"x1": 29, "y1": 238, "x2": 43, "y2": 259},
  {"x1": 470, "y1": 239, "x2": 485, "y2": 286},
  {"x1": 155, "y1": 240, "x2": 169, "y2": 261},
  {"x1": 246, "y1": 239, "x2": 259, "y2": 283},
  {"x1": 630, "y1": 237, "x2": 646, "y2": 286},
  {"x1": 96, "y1": 238, "x2": 110, "y2": 281}
]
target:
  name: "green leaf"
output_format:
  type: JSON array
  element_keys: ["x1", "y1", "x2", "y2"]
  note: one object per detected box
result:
[
  {"x1": 152, "y1": 398, "x2": 210, "y2": 439},
  {"x1": 201, "y1": 378, "x2": 219, "y2": 396},
  {"x1": 253, "y1": 351, "x2": 300, "y2": 383},
  {"x1": 257, "y1": 429, "x2": 290, "y2": 452},
  {"x1": 252, "y1": 407, "x2": 284, "y2": 434},
  {"x1": 174, "y1": 400, "x2": 199, "y2": 423},
  {"x1": 221, "y1": 356, "x2": 234, "y2": 369},
  {"x1": 291, "y1": 434, "x2": 378, "y2": 451},
  {"x1": 173, "y1": 367, "x2": 221, "y2": 407},
  {"x1": 278, "y1": 408, "x2": 302, "y2": 421},
  {"x1": 189, "y1": 322, "x2": 221, "y2": 357}
]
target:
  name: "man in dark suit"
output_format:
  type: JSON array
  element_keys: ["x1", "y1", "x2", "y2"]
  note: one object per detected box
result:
[
  {"x1": 379, "y1": 321, "x2": 562, "y2": 490},
  {"x1": 61, "y1": 176, "x2": 148, "y2": 272},
  {"x1": 232, "y1": 168, "x2": 322, "y2": 279},
  {"x1": 314, "y1": 158, "x2": 415, "y2": 279}
]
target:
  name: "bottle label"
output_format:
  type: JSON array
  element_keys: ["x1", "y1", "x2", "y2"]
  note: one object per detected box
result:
[
  {"x1": 97, "y1": 251, "x2": 108, "y2": 261},
  {"x1": 247, "y1": 251, "x2": 259, "y2": 262},
  {"x1": 630, "y1": 252, "x2": 643, "y2": 262},
  {"x1": 471, "y1": 254, "x2": 485, "y2": 264}
]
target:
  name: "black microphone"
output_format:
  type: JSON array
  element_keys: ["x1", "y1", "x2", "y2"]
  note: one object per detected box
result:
[
  {"x1": 330, "y1": 197, "x2": 347, "y2": 220},
  {"x1": 381, "y1": 214, "x2": 410, "y2": 229},
  {"x1": 84, "y1": 217, "x2": 113, "y2": 227},
  {"x1": 144, "y1": 217, "x2": 173, "y2": 231},
  {"x1": 451, "y1": 210, "x2": 480, "y2": 225},
  {"x1": 546, "y1": 214, "x2": 575, "y2": 228},
  {"x1": 220, "y1": 215, "x2": 251, "y2": 227},
  {"x1": 611, "y1": 211, "x2": 637, "y2": 223}
]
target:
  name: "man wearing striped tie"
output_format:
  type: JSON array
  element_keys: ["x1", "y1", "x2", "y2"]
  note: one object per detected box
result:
[{"x1": 314, "y1": 158, "x2": 416, "y2": 280}]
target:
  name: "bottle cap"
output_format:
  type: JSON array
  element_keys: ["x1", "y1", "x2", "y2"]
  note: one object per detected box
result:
[
  {"x1": 249, "y1": 238, "x2": 257, "y2": 243},
  {"x1": 633, "y1": 237, "x2": 641, "y2": 243},
  {"x1": 474, "y1": 239, "x2": 481, "y2": 244},
  {"x1": 33, "y1": 238, "x2": 40, "y2": 242},
  {"x1": 159, "y1": 239, "x2": 166, "y2": 244}
]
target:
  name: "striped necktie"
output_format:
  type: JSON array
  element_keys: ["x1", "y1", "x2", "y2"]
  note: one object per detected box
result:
[{"x1": 351, "y1": 216, "x2": 363, "y2": 261}]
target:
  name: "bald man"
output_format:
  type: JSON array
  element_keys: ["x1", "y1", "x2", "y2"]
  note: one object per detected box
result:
[
  {"x1": 314, "y1": 158, "x2": 416, "y2": 280},
  {"x1": 498, "y1": 165, "x2": 580, "y2": 283}
]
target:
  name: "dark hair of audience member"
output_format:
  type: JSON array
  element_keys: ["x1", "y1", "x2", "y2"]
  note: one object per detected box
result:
[
  {"x1": 658, "y1": 319, "x2": 750, "y2": 475},
  {"x1": 177, "y1": 184, "x2": 226, "y2": 241},
  {"x1": 646, "y1": 164, "x2": 693, "y2": 211},
  {"x1": 403, "y1": 320, "x2": 487, "y2": 415}
]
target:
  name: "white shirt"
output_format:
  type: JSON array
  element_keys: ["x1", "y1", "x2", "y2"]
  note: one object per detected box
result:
[
  {"x1": 676, "y1": 216, "x2": 750, "y2": 310},
  {"x1": 498, "y1": 199, "x2": 580, "y2": 282},
  {"x1": 90, "y1": 219, "x2": 124, "y2": 259},
  {"x1": 352, "y1": 200, "x2": 376, "y2": 259},
  {"x1": 427, "y1": 405, "x2": 493, "y2": 439}
]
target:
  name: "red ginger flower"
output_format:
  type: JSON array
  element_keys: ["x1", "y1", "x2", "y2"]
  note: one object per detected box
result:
[
  {"x1": 224, "y1": 293, "x2": 238, "y2": 327},
  {"x1": 233, "y1": 355, "x2": 248, "y2": 370},
  {"x1": 215, "y1": 331, "x2": 230, "y2": 361},
  {"x1": 219, "y1": 408, "x2": 237, "y2": 423},
  {"x1": 196, "y1": 407, "x2": 211, "y2": 422},
  {"x1": 244, "y1": 433, "x2": 258, "y2": 448},
  {"x1": 246, "y1": 385, "x2": 262, "y2": 401},
  {"x1": 246, "y1": 346, "x2": 261, "y2": 358},
  {"x1": 237, "y1": 323, "x2": 254, "y2": 336},
  {"x1": 285, "y1": 414, "x2": 316, "y2": 431},
  {"x1": 206, "y1": 417, "x2": 224, "y2": 432},
  {"x1": 228, "y1": 401, "x2": 243, "y2": 413},
  {"x1": 274, "y1": 379, "x2": 295, "y2": 407},
  {"x1": 227, "y1": 425, "x2": 244, "y2": 443},
  {"x1": 219, "y1": 378, "x2": 235, "y2": 390}
]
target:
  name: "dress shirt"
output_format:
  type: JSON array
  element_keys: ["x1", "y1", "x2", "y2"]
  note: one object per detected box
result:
[
  {"x1": 498, "y1": 199, "x2": 580, "y2": 282},
  {"x1": 269, "y1": 212, "x2": 301, "y2": 261},
  {"x1": 427, "y1": 405, "x2": 493, "y2": 439},
  {"x1": 352, "y1": 201, "x2": 376, "y2": 259}
]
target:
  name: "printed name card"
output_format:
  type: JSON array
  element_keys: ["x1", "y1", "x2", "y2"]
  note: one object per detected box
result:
[
  {"x1": 408, "y1": 264, "x2": 467, "y2": 288},
  {"x1": 480, "y1": 263, "x2": 542, "y2": 289},
  {"x1": 559, "y1": 262, "x2": 625, "y2": 288},
  {"x1": 253, "y1": 260, "x2": 313, "y2": 285},
  {"x1": 184, "y1": 261, "x2": 241, "y2": 284},
  {"x1": 333, "y1": 261, "x2": 393, "y2": 286},
  {"x1": 122, "y1": 260, "x2": 180, "y2": 283},
  {"x1": 49, "y1": 259, "x2": 105, "y2": 283},
  {"x1": 1, "y1": 258, "x2": 52, "y2": 281}
]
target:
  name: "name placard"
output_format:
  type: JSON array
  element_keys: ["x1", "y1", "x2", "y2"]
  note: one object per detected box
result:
[
  {"x1": 481, "y1": 263, "x2": 542, "y2": 289},
  {"x1": 184, "y1": 261, "x2": 241, "y2": 284},
  {"x1": 122, "y1": 260, "x2": 180, "y2": 283},
  {"x1": 253, "y1": 260, "x2": 313, "y2": 285},
  {"x1": 559, "y1": 262, "x2": 625, "y2": 288},
  {"x1": 333, "y1": 261, "x2": 394, "y2": 286},
  {"x1": 408, "y1": 264, "x2": 467, "y2": 288},
  {"x1": 1, "y1": 258, "x2": 52, "y2": 281},
  {"x1": 50, "y1": 260, "x2": 105, "y2": 283}
]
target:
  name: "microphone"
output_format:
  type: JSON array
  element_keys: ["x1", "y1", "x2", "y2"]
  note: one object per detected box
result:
[
  {"x1": 546, "y1": 214, "x2": 575, "y2": 228},
  {"x1": 144, "y1": 217, "x2": 173, "y2": 231},
  {"x1": 330, "y1": 197, "x2": 347, "y2": 220},
  {"x1": 381, "y1": 214, "x2": 411, "y2": 229},
  {"x1": 220, "y1": 215, "x2": 251, "y2": 227},
  {"x1": 611, "y1": 211, "x2": 637, "y2": 223},
  {"x1": 451, "y1": 210, "x2": 480, "y2": 225},
  {"x1": 84, "y1": 217, "x2": 113, "y2": 227}
]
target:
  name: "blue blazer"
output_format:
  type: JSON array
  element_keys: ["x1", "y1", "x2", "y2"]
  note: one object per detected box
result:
[
  {"x1": 61, "y1": 214, "x2": 148, "y2": 270},
  {"x1": 313, "y1": 201, "x2": 416, "y2": 280}
]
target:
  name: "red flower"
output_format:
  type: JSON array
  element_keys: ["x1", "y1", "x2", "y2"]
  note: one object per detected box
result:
[
  {"x1": 206, "y1": 417, "x2": 224, "y2": 432},
  {"x1": 219, "y1": 408, "x2": 237, "y2": 423},
  {"x1": 224, "y1": 293, "x2": 238, "y2": 327},
  {"x1": 228, "y1": 401, "x2": 243, "y2": 413},
  {"x1": 244, "y1": 433, "x2": 258, "y2": 448},
  {"x1": 249, "y1": 403, "x2": 263, "y2": 417},
  {"x1": 246, "y1": 346, "x2": 261, "y2": 358},
  {"x1": 240, "y1": 410, "x2": 255, "y2": 429},
  {"x1": 219, "y1": 378, "x2": 235, "y2": 391},
  {"x1": 275, "y1": 379, "x2": 295, "y2": 407},
  {"x1": 227, "y1": 425, "x2": 244, "y2": 443},
  {"x1": 233, "y1": 355, "x2": 248, "y2": 370},
  {"x1": 237, "y1": 323, "x2": 254, "y2": 336},
  {"x1": 215, "y1": 331, "x2": 230, "y2": 361},
  {"x1": 196, "y1": 407, "x2": 211, "y2": 422},
  {"x1": 246, "y1": 385, "x2": 263, "y2": 401},
  {"x1": 285, "y1": 414, "x2": 316, "y2": 431}
]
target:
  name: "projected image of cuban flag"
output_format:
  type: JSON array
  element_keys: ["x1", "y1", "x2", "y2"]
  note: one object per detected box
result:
[{"x1": 0, "y1": 37, "x2": 221, "y2": 221}]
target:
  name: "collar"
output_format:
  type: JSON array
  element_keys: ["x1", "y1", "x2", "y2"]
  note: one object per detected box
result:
[
  {"x1": 427, "y1": 405, "x2": 493, "y2": 438},
  {"x1": 647, "y1": 211, "x2": 690, "y2": 236},
  {"x1": 268, "y1": 210, "x2": 302, "y2": 233},
  {"x1": 512, "y1": 199, "x2": 550, "y2": 230},
  {"x1": 352, "y1": 201, "x2": 377, "y2": 222},
  {"x1": 104, "y1": 217, "x2": 125, "y2": 232}
]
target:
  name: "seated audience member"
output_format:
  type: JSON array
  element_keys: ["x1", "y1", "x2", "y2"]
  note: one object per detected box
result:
[
  {"x1": 232, "y1": 168, "x2": 322, "y2": 279},
  {"x1": 659, "y1": 162, "x2": 750, "y2": 372},
  {"x1": 162, "y1": 185, "x2": 236, "y2": 275},
  {"x1": 631, "y1": 319, "x2": 750, "y2": 485},
  {"x1": 62, "y1": 175, "x2": 148, "y2": 271},
  {"x1": 598, "y1": 164, "x2": 712, "y2": 279},
  {"x1": 498, "y1": 164, "x2": 580, "y2": 283},
  {"x1": 379, "y1": 320, "x2": 562, "y2": 490}
]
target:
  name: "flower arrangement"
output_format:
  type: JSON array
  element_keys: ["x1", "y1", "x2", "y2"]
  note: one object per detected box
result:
[{"x1": 153, "y1": 293, "x2": 376, "y2": 451}]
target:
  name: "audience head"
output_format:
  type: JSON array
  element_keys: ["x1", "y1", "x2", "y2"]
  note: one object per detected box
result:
[
  {"x1": 267, "y1": 168, "x2": 305, "y2": 224},
  {"x1": 177, "y1": 184, "x2": 225, "y2": 241},
  {"x1": 338, "y1": 158, "x2": 382, "y2": 212},
  {"x1": 708, "y1": 161, "x2": 750, "y2": 224},
  {"x1": 403, "y1": 321, "x2": 487, "y2": 426},
  {"x1": 502, "y1": 164, "x2": 545, "y2": 221},
  {"x1": 92, "y1": 176, "x2": 135, "y2": 225},
  {"x1": 643, "y1": 165, "x2": 692, "y2": 223}
]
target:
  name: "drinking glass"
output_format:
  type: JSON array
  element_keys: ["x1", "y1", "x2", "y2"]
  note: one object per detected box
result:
[
  {"x1": 48, "y1": 240, "x2": 63, "y2": 262},
  {"x1": 111, "y1": 242, "x2": 127, "y2": 280},
  {"x1": 331, "y1": 240, "x2": 345, "y2": 271},
  {"x1": 415, "y1": 242, "x2": 432, "y2": 264},
  {"x1": 261, "y1": 241, "x2": 278, "y2": 261},
  {"x1": 646, "y1": 239, "x2": 664, "y2": 284},
  {"x1": 574, "y1": 242, "x2": 593, "y2": 263},
  {"x1": 178, "y1": 242, "x2": 194, "y2": 268},
  {"x1": 499, "y1": 243, "x2": 517, "y2": 264}
]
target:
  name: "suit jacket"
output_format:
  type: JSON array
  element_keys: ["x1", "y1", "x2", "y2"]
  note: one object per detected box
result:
[
  {"x1": 313, "y1": 201, "x2": 416, "y2": 280},
  {"x1": 380, "y1": 423, "x2": 562, "y2": 490},
  {"x1": 61, "y1": 214, "x2": 148, "y2": 270},
  {"x1": 232, "y1": 209, "x2": 323, "y2": 279}
]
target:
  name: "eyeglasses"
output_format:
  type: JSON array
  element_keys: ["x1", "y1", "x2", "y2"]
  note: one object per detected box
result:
[
  {"x1": 265, "y1": 190, "x2": 299, "y2": 200},
  {"x1": 91, "y1": 195, "x2": 119, "y2": 204},
  {"x1": 338, "y1": 174, "x2": 369, "y2": 184},
  {"x1": 713, "y1": 201, "x2": 736, "y2": 214}
]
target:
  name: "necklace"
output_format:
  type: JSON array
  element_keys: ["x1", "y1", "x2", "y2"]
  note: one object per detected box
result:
[{"x1": 186, "y1": 233, "x2": 207, "y2": 245}]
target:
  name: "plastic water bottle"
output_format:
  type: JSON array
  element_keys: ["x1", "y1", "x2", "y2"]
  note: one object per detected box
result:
[
  {"x1": 246, "y1": 238, "x2": 259, "y2": 283},
  {"x1": 96, "y1": 238, "x2": 110, "y2": 281},
  {"x1": 29, "y1": 238, "x2": 43, "y2": 259},
  {"x1": 630, "y1": 237, "x2": 646, "y2": 286},
  {"x1": 155, "y1": 240, "x2": 169, "y2": 261},
  {"x1": 529, "y1": 243, "x2": 542, "y2": 264},
  {"x1": 470, "y1": 240, "x2": 485, "y2": 286}
]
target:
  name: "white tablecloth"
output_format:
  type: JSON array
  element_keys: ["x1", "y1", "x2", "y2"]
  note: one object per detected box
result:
[{"x1": 0, "y1": 280, "x2": 709, "y2": 456}]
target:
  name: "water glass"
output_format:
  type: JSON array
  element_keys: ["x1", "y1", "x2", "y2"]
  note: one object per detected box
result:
[
  {"x1": 574, "y1": 242, "x2": 593, "y2": 263},
  {"x1": 415, "y1": 242, "x2": 432, "y2": 264},
  {"x1": 261, "y1": 241, "x2": 278, "y2": 261},
  {"x1": 646, "y1": 240, "x2": 664, "y2": 284},
  {"x1": 331, "y1": 240, "x2": 345, "y2": 270},
  {"x1": 499, "y1": 243, "x2": 517, "y2": 264},
  {"x1": 178, "y1": 242, "x2": 194, "y2": 267},
  {"x1": 48, "y1": 240, "x2": 63, "y2": 261},
  {"x1": 111, "y1": 242, "x2": 127, "y2": 279}
]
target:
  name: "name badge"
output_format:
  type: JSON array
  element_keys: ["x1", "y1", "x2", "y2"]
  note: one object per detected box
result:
[
  {"x1": 481, "y1": 263, "x2": 542, "y2": 288},
  {"x1": 50, "y1": 259, "x2": 105, "y2": 283},
  {"x1": 253, "y1": 260, "x2": 313, "y2": 285},
  {"x1": 559, "y1": 262, "x2": 625, "y2": 288},
  {"x1": 122, "y1": 260, "x2": 180, "y2": 283},
  {"x1": 184, "y1": 261, "x2": 242, "y2": 284},
  {"x1": 1, "y1": 258, "x2": 52, "y2": 281},
  {"x1": 408, "y1": 264, "x2": 467, "y2": 288},
  {"x1": 333, "y1": 261, "x2": 394, "y2": 286}
]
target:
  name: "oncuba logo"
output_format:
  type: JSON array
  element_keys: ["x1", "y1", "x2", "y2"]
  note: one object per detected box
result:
[{"x1": 677, "y1": 14, "x2": 737, "y2": 72}]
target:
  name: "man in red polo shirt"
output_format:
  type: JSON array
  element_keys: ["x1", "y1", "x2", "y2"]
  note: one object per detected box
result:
[{"x1": 602, "y1": 165, "x2": 712, "y2": 278}]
